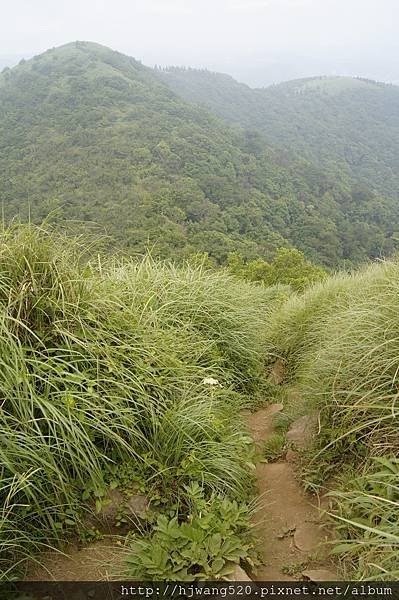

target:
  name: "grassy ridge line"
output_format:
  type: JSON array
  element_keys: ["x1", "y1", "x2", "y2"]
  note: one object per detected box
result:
[
  {"x1": 2, "y1": 41, "x2": 399, "y2": 268},
  {"x1": 267, "y1": 260, "x2": 399, "y2": 578},
  {"x1": 0, "y1": 224, "x2": 277, "y2": 580}
]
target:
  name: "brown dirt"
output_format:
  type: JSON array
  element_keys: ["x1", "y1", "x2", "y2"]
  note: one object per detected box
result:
[
  {"x1": 268, "y1": 359, "x2": 285, "y2": 385},
  {"x1": 22, "y1": 488, "x2": 150, "y2": 581},
  {"x1": 23, "y1": 397, "x2": 337, "y2": 582},
  {"x1": 245, "y1": 403, "x2": 284, "y2": 448},
  {"x1": 287, "y1": 413, "x2": 320, "y2": 449},
  {"x1": 246, "y1": 403, "x2": 337, "y2": 581},
  {"x1": 23, "y1": 537, "x2": 124, "y2": 581}
]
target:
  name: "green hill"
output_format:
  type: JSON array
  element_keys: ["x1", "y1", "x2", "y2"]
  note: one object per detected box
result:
[
  {"x1": 158, "y1": 69, "x2": 399, "y2": 200},
  {"x1": 0, "y1": 43, "x2": 398, "y2": 266}
]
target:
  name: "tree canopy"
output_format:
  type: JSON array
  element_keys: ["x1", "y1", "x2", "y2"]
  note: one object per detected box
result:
[
  {"x1": 158, "y1": 68, "x2": 399, "y2": 201},
  {"x1": 0, "y1": 42, "x2": 398, "y2": 267}
]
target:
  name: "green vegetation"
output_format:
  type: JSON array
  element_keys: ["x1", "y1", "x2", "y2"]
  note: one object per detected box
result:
[
  {"x1": 159, "y1": 68, "x2": 399, "y2": 201},
  {"x1": 328, "y1": 458, "x2": 399, "y2": 580},
  {"x1": 124, "y1": 483, "x2": 258, "y2": 580},
  {"x1": 1, "y1": 42, "x2": 398, "y2": 268},
  {"x1": 1, "y1": 42, "x2": 399, "y2": 582},
  {"x1": 0, "y1": 223, "x2": 274, "y2": 580},
  {"x1": 266, "y1": 259, "x2": 399, "y2": 579},
  {"x1": 261, "y1": 433, "x2": 287, "y2": 463},
  {"x1": 281, "y1": 561, "x2": 309, "y2": 576},
  {"x1": 228, "y1": 247, "x2": 326, "y2": 291},
  {"x1": 272, "y1": 411, "x2": 293, "y2": 434}
]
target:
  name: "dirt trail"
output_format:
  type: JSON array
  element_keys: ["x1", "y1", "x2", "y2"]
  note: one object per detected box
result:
[
  {"x1": 24, "y1": 401, "x2": 337, "y2": 582},
  {"x1": 246, "y1": 404, "x2": 337, "y2": 581},
  {"x1": 23, "y1": 537, "x2": 124, "y2": 581}
]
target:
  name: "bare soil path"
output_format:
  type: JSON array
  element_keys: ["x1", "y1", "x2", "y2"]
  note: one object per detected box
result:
[
  {"x1": 23, "y1": 538, "x2": 124, "y2": 581},
  {"x1": 245, "y1": 404, "x2": 337, "y2": 581},
  {"x1": 24, "y1": 400, "x2": 337, "y2": 582}
]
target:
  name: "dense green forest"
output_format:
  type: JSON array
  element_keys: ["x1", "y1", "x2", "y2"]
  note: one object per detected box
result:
[
  {"x1": 158, "y1": 67, "x2": 399, "y2": 201},
  {"x1": 1, "y1": 42, "x2": 399, "y2": 267}
]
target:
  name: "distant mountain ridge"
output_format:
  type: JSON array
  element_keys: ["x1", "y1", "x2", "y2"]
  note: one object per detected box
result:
[
  {"x1": 156, "y1": 67, "x2": 399, "y2": 200},
  {"x1": 0, "y1": 41, "x2": 398, "y2": 266}
]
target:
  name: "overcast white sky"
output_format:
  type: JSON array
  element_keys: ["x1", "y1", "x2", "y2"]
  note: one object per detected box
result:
[{"x1": 1, "y1": 0, "x2": 398, "y2": 86}]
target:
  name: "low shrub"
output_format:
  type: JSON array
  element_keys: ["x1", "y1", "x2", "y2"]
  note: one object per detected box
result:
[{"x1": 124, "y1": 483, "x2": 258, "y2": 580}]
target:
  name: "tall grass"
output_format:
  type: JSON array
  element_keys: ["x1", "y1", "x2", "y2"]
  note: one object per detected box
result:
[
  {"x1": 268, "y1": 259, "x2": 399, "y2": 578},
  {"x1": 0, "y1": 224, "x2": 274, "y2": 579},
  {"x1": 279, "y1": 260, "x2": 399, "y2": 456},
  {"x1": 264, "y1": 267, "x2": 374, "y2": 377},
  {"x1": 327, "y1": 459, "x2": 399, "y2": 580}
]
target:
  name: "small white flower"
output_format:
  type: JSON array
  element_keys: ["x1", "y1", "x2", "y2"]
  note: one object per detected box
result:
[{"x1": 202, "y1": 377, "x2": 221, "y2": 386}]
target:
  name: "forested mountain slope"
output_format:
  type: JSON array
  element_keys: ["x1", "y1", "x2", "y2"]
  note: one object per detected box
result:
[
  {"x1": 0, "y1": 42, "x2": 398, "y2": 266},
  {"x1": 158, "y1": 68, "x2": 399, "y2": 200}
]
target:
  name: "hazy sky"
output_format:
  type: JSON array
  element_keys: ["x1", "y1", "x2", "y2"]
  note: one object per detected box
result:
[{"x1": 1, "y1": 0, "x2": 398, "y2": 86}]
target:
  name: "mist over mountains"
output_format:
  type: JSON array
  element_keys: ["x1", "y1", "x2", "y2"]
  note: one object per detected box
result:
[
  {"x1": 158, "y1": 67, "x2": 399, "y2": 199},
  {"x1": 2, "y1": 49, "x2": 399, "y2": 88},
  {"x1": 1, "y1": 41, "x2": 399, "y2": 267}
]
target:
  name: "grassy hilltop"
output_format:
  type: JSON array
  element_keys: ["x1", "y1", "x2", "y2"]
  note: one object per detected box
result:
[{"x1": 1, "y1": 42, "x2": 398, "y2": 266}]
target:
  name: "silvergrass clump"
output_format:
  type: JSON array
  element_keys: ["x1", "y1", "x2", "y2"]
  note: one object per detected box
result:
[
  {"x1": 0, "y1": 224, "x2": 272, "y2": 579},
  {"x1": 262, "y1": 433, "x2": 286, "y2": 462},
  {"x1": 297, "y1": 260, "x2": 399, "y2": 457},
  {"x1": 264, "y1": 269, "x2": 361, "y2": 377},
  {"x1": 269, "y1": 258, "x2": 399, "y2": 578},
  {"x1": 327, "y1": 458, "x2": 399, "y2": 580}
]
